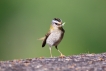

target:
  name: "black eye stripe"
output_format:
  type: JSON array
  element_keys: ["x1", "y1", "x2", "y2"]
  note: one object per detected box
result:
[
  {"x1": 55, "y1": 23, "x2": 61, "y2": 25},
  {"x1": 55, "y1": 23, "x2": 58, "y2": 25}
]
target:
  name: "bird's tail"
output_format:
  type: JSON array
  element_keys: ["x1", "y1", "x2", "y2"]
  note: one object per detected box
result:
[{"x1": 38, "y1": 36, "x2": 45, "y2": 40}]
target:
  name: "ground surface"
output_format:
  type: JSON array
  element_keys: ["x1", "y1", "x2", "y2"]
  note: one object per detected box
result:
[{"x1": 0, "y1": 53, "x2": 106, "y2": 71}]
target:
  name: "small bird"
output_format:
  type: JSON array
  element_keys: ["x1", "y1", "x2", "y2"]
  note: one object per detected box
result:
[{"x1": 39, "y1": 18, "x2": 65, "y2": 57}]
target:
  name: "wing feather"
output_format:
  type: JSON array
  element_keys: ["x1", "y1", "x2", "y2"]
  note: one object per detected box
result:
[{"x1": 42, "y1": 32, "x2": 51, "y2": 47}]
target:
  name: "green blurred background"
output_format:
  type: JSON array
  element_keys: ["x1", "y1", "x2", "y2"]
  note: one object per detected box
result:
[{"x1": 0, "y1": 0, "x2": 106, "y2": 60}]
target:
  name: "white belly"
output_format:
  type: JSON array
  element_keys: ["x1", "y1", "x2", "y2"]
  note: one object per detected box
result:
[{"x1": 46, "y1": 30, "x2": 63, "y2": 46}]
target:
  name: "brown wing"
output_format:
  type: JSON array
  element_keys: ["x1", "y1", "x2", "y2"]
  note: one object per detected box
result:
[
  {"x1": 61, "y1": 27, "x2": 65, "y2": 33},
  {"x1": 42, "y1": 32, "x2": 51, "y2": 47}
]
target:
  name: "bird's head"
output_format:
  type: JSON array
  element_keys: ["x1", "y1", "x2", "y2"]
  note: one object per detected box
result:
[
  {"x1": 51, "y1": 18, "x2": 63, "y2": 29},
  {"x1": 50, "y1": 18, "x2": 65, "y2": 32}
]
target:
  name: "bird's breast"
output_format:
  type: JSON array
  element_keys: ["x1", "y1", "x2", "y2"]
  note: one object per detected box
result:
[{"x1": 46, "y1": 30, "x2": 64, "y2": 46}]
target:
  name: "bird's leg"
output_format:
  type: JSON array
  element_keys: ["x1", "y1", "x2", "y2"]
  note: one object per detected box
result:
[
  {"x1": 57, "y1": 49, "x2": 65, "y2": 57},
  {"x1": 49, "y1": 47, "x2": 52, "y2": 58},
  {"x1": 55, "y1": 46, "x2": 65, "y2": 57}
]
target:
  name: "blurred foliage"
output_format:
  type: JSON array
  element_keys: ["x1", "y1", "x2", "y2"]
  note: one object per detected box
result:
[{"x1": 0, "y1": 0, "x2": 106, "y2": 60}]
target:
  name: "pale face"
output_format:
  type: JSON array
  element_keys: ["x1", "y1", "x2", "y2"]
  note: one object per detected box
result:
[{"x1": 52, "y1": 20, "x2": 62, "y2": 29}]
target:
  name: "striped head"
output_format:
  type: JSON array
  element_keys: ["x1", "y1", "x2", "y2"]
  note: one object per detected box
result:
[{"x1": 51, "y1": 18, "x2": 63, "y2": 29}]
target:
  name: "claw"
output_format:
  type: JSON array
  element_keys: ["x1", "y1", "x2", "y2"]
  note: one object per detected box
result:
[
  {"x1": 59, "y1": 54, "x2": 65, "y2": 58},
  {"x1": 39, "y1": 57, "x2": 44, "y2": 59}
]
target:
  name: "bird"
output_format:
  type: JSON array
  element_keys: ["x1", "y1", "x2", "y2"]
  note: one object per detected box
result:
[{"x1": 39, "y1": 18, "x2": 65, "y2": 57}]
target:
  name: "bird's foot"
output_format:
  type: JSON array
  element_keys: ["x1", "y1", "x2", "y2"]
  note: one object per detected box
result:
[
  {"x1": 50, "y1": 55, "x2": 53, "y2": 58},
  {"x1": 39, "y1": 57, "x2": 44, "y2": 59},
  {"x1": 59, "y1": 54, "x2": 65, "y2": 58},
  {"x1": 50, "y1": 56, "x2": 52, "y2": 58}
]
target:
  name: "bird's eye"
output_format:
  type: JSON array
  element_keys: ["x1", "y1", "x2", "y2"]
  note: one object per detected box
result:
[
  {"x1": 55, "y1": 23, "x2": 58, "y2": 25},
  {"x1": 55, "y1": 23, "x2": 61, "y2": 25}
]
